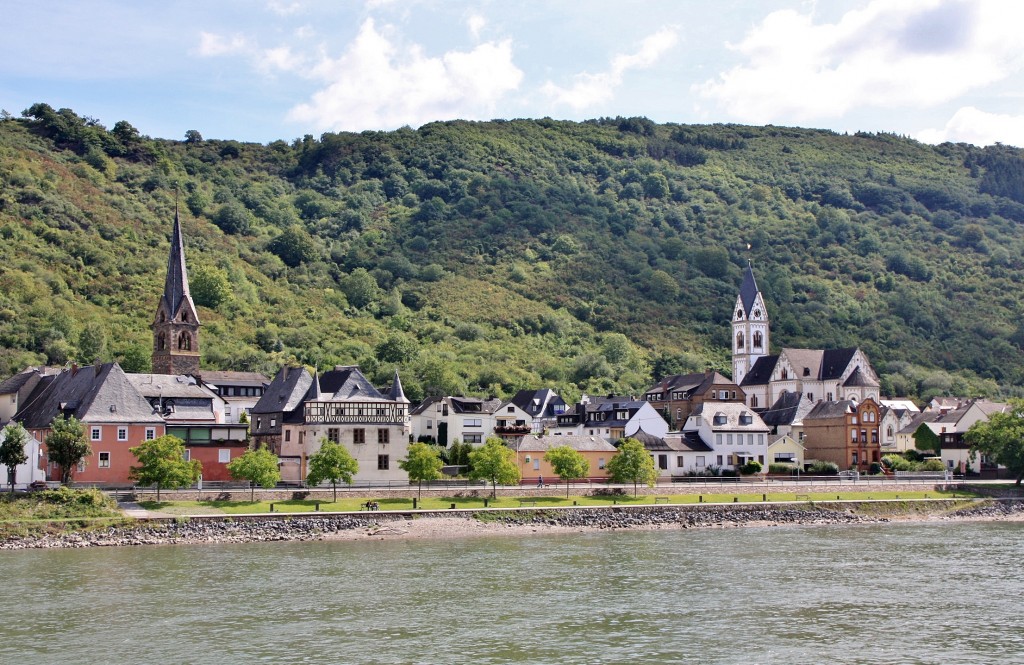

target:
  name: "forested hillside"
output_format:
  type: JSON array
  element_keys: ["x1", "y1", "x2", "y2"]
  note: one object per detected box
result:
[{"x1": 2, "y1": 105, "x2": 1024, "y2": 404}]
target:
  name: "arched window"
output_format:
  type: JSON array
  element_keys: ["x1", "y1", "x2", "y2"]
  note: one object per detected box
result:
[
  {"x1": 780, "y1": 368, "x2": 788, "y2": 380},
  {"x1": 157, "y1": 332, "x2": 166, "y2": 350},
  {"x1": 887, "y1": 425, "x2": 894, "y2": 438},
  {"x1": 178, "y1": 332, "x2": 192, "y2": 351},
  {"x1": 753, "y1": 331, "x2": 763, "y2": 349},
  {"x1": 751, "y1": 395, "x2": 758, "y2": 408},
  {"x1": 736, "y1": 332, "x2": 745, "y2": 350},
  {"x1": 182, "y1": 312, "x2": 189, "y2": 323},
  {"x1": 159, "y1": 312, "x2": 165, "y2": 323}
]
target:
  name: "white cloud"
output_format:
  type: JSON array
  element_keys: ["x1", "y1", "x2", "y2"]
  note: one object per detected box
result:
[
  {"x1": 695, "y1": 0, "x2": 1024, "y2": 124},
  {"x1": 286, "y1": 19, "x2": 523, "y2": 131},
  {"x1": 266, "y1": 0, "x2": 303, "y2": 16},
  {"x1": 541, "y1": 27, "x2": 679, "y2": 110},
  {"x1": 917, "y1": 106, "x2": 1024, "y2": 146},
  {"x1": 197, "y1": 31, "x2": 250, "y2": 57},
  {"x1": 467, "y1": 13, "x2": 486, "y2": 41}
]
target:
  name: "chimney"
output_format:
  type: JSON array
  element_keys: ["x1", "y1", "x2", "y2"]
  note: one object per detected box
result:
[{"x1": 70, "y1": 363, "x2": 79, "y2": 377}]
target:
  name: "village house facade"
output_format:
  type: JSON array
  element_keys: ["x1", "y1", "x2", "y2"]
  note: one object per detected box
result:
[
  {"x1": 642, "y1": 370, "x2": 745, "y2": 429},
  {"x1": 802, "y1": 398, "x2": 882, "y2": 472}
]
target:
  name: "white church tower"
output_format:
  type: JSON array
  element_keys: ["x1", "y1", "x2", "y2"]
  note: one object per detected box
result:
[{"x1": 732, "y1": 261, "x2": 770, "y2": 385}]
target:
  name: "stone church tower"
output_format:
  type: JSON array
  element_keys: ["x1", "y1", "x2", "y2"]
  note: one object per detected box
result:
[
  {"x1": 152, "y1": 210, "x2": 200, "y2": 375},
  {"x1": 731, "y1": 261, "x2": 769, "y2": 385}
]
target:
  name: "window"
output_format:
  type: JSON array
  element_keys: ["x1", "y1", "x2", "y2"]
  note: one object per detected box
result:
[
  {"x1": 464, "y1": 434, "x2": 482, "y2": 444},
  {"x1": 736, "y1": 332, "x2": 745, "y2": 349},
  {"x1": 871, "y1": 431, "x2": 878, "y2": 443},
  {"x1": 145, "y1": 428, "x2": 155, "y2": 440},
  {"x1": 98, "y1": 452, "x2": 110, "y2": 468},
  {"x1": 806, "y1": 393, "x2": 813, "y2": 401},
  {"x1": 852, "y1": 452, "x2": 858, "y2": 465},
  {"x1": 533, "y1": 459, "x2": 540, "y2": 470},
  {"x1": 716, "y1": 433, "x2": 722, "y2": 446},
  {"x1": 753, "y1": 331, "x2": 763, "y2": 349},
  {"x1": 378, "y1": 455, "x2": 390, "y2": 470},
  {"x1": 696, "y1": 456, "x2": 706, "y2": 467},
  {"x1": 327, "y1": 428, "x2": 340, "y2": 443},
  {"x1": 270, "y1": 418, "x2": 277, "y2": 428},
  {"x1": 716, "y1": 455, "x2": 724, "y2": 465},
  {"x1": 861, "y1": 429, "x2": 867, "y2": 443},
  {"x1": 378, "y1": 429, "x2": 390, "y2": 444},
  {"x1": 117, "y1": 428, "x2": 128, "y2": 441},
  {"x1": 91, "y1": 427, "x2": 101, "y2": 441},
  {"x1": 77, "y1": 460, "x2": 86, "y2": 473},
  {"x1": 731, "y1": 391, "x2": 737, "y2": 400},
  {"x1": 598, "y1": 458, "x2": 606, "y2": 469},
  {"x1": 851, "y1": 430, "x2": 858, "y2": 442},
  {"x1": 887, "y1": 426, "x2": 894, "y2": 438},
  {"x1": 775, "y1": 453, "x2": 796, "y2": 462},
  {"x1": 353, "y1": 429, "x2": 366, "y2": 444},
  {"x1": 827, "y1": 392, "x2": 834, "y2": 401},
  {"x1": 284, "y1": 430, "x2": 291, "y2": 442},
  {"x1": 658, "y1": 455, "x2": 668, "y2": 470},
  {"x1": 465, "y1": 418, "x2": 482, "y2": 427},
  {"x1": 803, "y1": 367, "x2": 811, "y2": 377},
  {"x1": 726, "y1": 434, "x2": 734, "y2": 445},
  {"x1": 780, "y1": 368, "x2": 788, "y2": 380},
  {"x1": 751, "y1": 395, "x2": 758, "y2": 408},
  {"x1": 426, "y1": 418, "x2": 433, "y2": 430},
  {"x1": 183, "y1": 450, "x2": 191, "y2": 462},
  {"x1": 677, "y1": 456, "x2": 685, "y2": 467},
  {"x1": 507, "y1": 406, "x2": 515, "y2": 413},
  {"x1": 218, "y1": 449, "x2": 230, "y2": 463}
]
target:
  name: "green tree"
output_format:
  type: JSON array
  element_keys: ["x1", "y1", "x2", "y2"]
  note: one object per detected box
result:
[
  {"x1": 129, "y1": 435, "x2": 202, "y2": 501},
  {"x1": 306, "y1": 439, "x2": 359, "y2": 501},
  {"x1": 0, "y1": 422, "x2": 29, "y2": 493},
  {"x1": 190, "y1": 264, "x2": 233, "y2": 309},
  {"x1": 399, "y1": 441, "x2": 444, "y2": 501},
  {"x1": 340, "y1": 268, "x2": 380, "y2": 308},
  {"x1": 607, "y1": 437, "x2": 657, "y2": 496},
  {"x1": 46, "y1": 415, "x2": 91, "y2": 486},
  {"x1": 184, "y1": 129, "x2": 204, "y2": 143},
  {"x1": 77, "y1": 322, "x2": 107, "y2": 363},
  {"x1": 269, "y1": 224, "x2": 318, "y2": 267},
  {"x1": 468, "y1": 436, "x2": 520, "y2": 498},
  {"x1": 227, "y1": 447, "x2": 281, "y2": 501},
  {"x1": 965, "y1": 399, "x2": 1024, "y2": 484},
  {"x1": 544, "y1": 445, "x2": 590, "y2": 498},
  {"x1": 913, "y1": 423, "x2": 940, "y2": 454}
]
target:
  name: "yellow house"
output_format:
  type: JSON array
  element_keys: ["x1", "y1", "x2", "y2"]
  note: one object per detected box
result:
[{"x1": 767, "y1": 433, "x2": 805, "y2": 470}]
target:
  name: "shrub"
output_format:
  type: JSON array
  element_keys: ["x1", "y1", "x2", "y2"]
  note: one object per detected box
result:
[
  {"x1": 882, "y1": 454, "x2": 914, "y2": 471},
  {"x1": 920, "y1": 458, "x2": 946, "y2": 472},
  {"x1": 807, "y1": 460, "x2": 839, "y2": 475},
  {"x1": 739, "y1": 460, "x2": 763, "y2": 475},
  {"x1": 868, "y1": 462, "x2": 884, "y2": 475},
  {"x1": 768, "y1": 463, "x2": 795, "y2": 475}
]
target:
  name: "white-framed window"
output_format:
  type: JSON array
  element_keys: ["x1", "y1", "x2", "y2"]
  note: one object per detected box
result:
[
  {"x1": 270, "y1": 418, "x2": 277, "y2": 428},
  {"x1": 225, "y1": 407, "x2": 232, "y2": 418},
  {"x1": 696, "y1": 456, "x2": 706, "y2": 467},
  {"x1": 598, "y1": 457, "x2": 605, "y2": 469},
  {"x1": 145, "y1": 428, "x2": 155, "y2": 440},
  {"x1": 465, "y1": 418, "x2": 482, "y2": 427},
  {"x1": 533, "y1": 459, "x2": 540, "y2": 470},
  {"x1": 91, "y1": 427, "x2": 101, "y2": 441},
  {"x1": 426, "y1": 418, "x2": 433, "y2": 430},
  {"x1": 117, "y1": 427, "x2": 128, "y2": 441},
  {"x1": 98, "y1": 452, "x2": 110, "y2": 468},
  {"x1": 464, "y1": 434, "x2": 482, "y2": 444},
  {"x1": 218, "y1": 449, "x2": 230, "y2": 463},
  {"x1": 183, "y1": 450, "x2": 191, "y2": 462},
  {"x1": 77, "y1": 460, "x2": 86, "y2": 473}
]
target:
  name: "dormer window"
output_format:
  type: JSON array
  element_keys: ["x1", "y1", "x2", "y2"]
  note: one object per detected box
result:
[
  {"x1": 739, "y1": 413, "x2": 753, "y2": 425},
  {"x1": 713, "y1": 413, "x2": 727, "y2": 426}
]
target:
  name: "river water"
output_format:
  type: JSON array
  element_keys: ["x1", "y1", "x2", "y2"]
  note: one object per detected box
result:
[{"x1": 1, "y1": 521, "x2": 1021, "y2": 664}]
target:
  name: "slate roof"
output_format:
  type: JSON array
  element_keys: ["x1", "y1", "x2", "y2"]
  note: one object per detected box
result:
[
  {"x1": 388, "y1": 370, "x2": 408, "y2": 403},
  {"x1": 804, "y1": 400, "x2": 856, "y2": 420},
  {"x1": 15, "y1": 363, "x2": 161, "y2": 428},
  {"x1": 820, "y1": 348, "x2": 859, "y2": 380},
  {"x1": 664, "y1": 431, "x2": 715, "y2": 453},
  {"x1": 0, "y1": 368, "x2": 40, "y2": 395},
  {"x1": 510, "y1": 388, "x2": 565, "y2": 418},
  {"x1": 760, "y1": 391, "x2": 816, "y2": 428},
  {"x1": 630, "y1": 427, "x2": 667, "y2": 450},
  {"x1": 738, "y1": 261, "x2": 760, "y2": 317},
  {"x1": 126, "y1": 373, "x2": 214, "y2": 400},
  {"x1": 252, "y1": 366, "x2": 314, "y2": 415},
  {"x1": 784, "y1": 349, "x2": 824, "y2": 379},
  {"x1": 449, "y1": 397, "x2": 503, "y2": 414},
  {"x1": 644, "y1": 371, "x2": 730, "y2": 399},
  {"x1": 583, "y1": 399, "x2": 645, "y2": 428},
  {"x1": 842, "y1": 366, "x2": 872, "y2": 387},
  {"x1": 319, "y1": 366, "x2": 386, "y2": 400},
  {"x1": 897, "y1": 412, "x2": 940, "y2": 435},
  {"x1": 194, "y1": 370, "x2": 269, "y2": 387},
  {"x1": 517, "y1": 434, "x2": 617, "y2": 453},
  {"x1": 410, "y1": 396, "x2": 442, "y2": 416},
  {"x1": 740, "y1": 355, "x2": 779, "y2": 386}
]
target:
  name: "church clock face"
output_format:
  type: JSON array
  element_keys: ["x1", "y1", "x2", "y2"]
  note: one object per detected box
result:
[
  {"x1": 736, "y1": 309, "x2": 743, "y2": 319},
  {"x1": 753, "y1": 308, "x2": 761, "y2": 318}
]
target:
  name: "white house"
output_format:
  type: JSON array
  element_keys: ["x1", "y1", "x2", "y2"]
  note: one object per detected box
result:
[
  {"x1": 409, "y1": 395, "x2": 502, "y2": 446},
  {"x1": 0, "y1": 426, "x2": 45, "y2": 488},
  {"x1": 679, "y1": 402, "x2": 770, "y2": 471}
]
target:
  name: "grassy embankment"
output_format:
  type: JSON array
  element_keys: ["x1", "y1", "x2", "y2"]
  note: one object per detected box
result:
[
  {"x1": 138, "y1": 488, "x2": 979, "y2": 516},
  {"x1": 0, "y1": 488, "x2": 130, "y2": 539}
]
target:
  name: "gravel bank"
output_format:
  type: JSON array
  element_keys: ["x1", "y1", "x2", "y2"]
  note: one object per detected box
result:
[{"x1": 3, "y1": 500, "x2": 1022, "y2": 550}]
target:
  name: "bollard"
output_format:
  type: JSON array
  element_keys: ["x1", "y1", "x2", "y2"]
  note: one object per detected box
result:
[
  {"x1": 763, "y1": 493, "x2": 767, "y2": 502},
  {"x1": 733, "y1": 497, "x2": 738, "y2": 503},
  {"x1": 315, "y1": 502, "x2": 320, "y2": 512},
  {"x1": 412, "y1": 498, "x2": 417, "y2": 510},
  {"x1": 269, "y1": 503, "x2": 274, "y2": 513},
  {"x1": 484, "y1": 498, "x2": 489, "y2": 508},
  {"x1": 699, "y1": 495, "x2": 703, "y2": 503},
  {"x1": 450, "y1": 503, "x2": 456, "y2": 510},
  {"x1": 573, "y1": 500, "x2": 577, "y2": 506},
  {"x1": 837, "y1": 495, "x2": 840, "y2": 500}
]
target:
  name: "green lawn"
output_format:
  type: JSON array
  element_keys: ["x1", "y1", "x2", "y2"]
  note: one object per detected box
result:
[{"x1": 135, "y1": 488, "x2": 980, "y2": 515}]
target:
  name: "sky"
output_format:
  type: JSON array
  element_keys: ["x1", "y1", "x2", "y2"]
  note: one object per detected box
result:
[{"x1": 3, "y1": 0, "x2": 1024, "y2": 147}]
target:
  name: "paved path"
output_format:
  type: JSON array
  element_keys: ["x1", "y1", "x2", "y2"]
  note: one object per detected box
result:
[{"x1": 118, "y1": 502, "x2": 174, "y2": 519}]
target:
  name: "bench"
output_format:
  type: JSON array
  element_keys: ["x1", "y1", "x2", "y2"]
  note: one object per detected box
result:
[
  {"x1": 519, "y1": 499, "x2": 537, "y2": 507},
  {"x1": 795, "y1": 494, "x2": 809, "y2": 501},
  {"x1": 654, "y1": 497, "x2": 670, "y2": 504},
  {"x1": 362, "y1": 501, "x2": 380, "y2": 511}
]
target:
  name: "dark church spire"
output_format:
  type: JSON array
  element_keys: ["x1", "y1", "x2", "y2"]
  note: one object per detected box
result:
[{"x1": 152, "y1": 207, "x2": 201, "y2": 375}]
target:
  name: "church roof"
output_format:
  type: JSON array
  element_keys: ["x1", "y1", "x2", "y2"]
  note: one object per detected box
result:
[
  {"x1": 739, "y1": 261, "x2": 760, "y2": 316},
  {"x1": 842, "y1": 366, "x2": 872, "y2": 387},
  {"x1": 740, "y1": 355, "x2": 779, "y2": 386},
  {"x1": 160, "y1": 210, "x2": 199, "y2": 323},
  {"x1": 821, "y1": 348, "x2": 859, "y2": 380}
]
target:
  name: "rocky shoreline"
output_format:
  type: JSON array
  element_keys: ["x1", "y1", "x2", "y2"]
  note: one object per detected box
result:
[{"x1": 3, "y1": 500, "x2": 1022, "y2": 550}]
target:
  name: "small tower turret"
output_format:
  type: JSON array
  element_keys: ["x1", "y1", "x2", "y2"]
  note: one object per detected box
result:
[{"x1": 152, "y1": 210, "x2": 201, "y2": 375}]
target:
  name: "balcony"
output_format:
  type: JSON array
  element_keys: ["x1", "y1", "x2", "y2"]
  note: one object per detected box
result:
[{"x1": 494, "y1": 424, "x2": 531, "y2": 436}]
